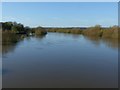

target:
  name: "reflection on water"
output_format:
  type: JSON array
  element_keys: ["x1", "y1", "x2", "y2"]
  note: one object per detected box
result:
[
  {"x1": 2, "y1": 44, "x2": 17, "y2": 57},
  {"x1": 102, "y1": 38, "x2": 118, "y2": 49},
  {"x1": 84, "y1": 36, "x2": 101, "y2": 47},
  {"x1": 2, "y1": 33, "x2": 118, "y2": 88},
  {"x1": 35, "y1": 35, "x2": 46, "y2": 41},
  {"x1": 2, "y1": 33, "x2": 46, "y2": 55},
  {"x1": 2, "y1": 33, "x2": 119, "y2": 55},
  {"x1": 84, "y1": 35, "x2": 118, "y2": 49}
]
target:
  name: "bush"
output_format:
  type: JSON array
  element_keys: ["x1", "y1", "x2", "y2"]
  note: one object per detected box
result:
[
  {"x1": 102, "y1": 26, "x2": 118, "y2": 38},
  {"x1": 35, "y1": 27, "x2": 47, "y2": 35},
  {"x1": 48, "y1": 28, "x2": 82, "y2": 34},
  {"x1": 2, "y1": 31, "x2": 19, "y2": 45},
  {"x1": 83, "y1": 25, "x2": 102, "y2": 37}
]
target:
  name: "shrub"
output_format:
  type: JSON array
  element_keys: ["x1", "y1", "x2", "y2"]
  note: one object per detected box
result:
[
  {"x1": 83, "y1": 25, "x2": 102, "y2": 37},
  {"x1": 35, "y1": 27, "x2": 47, "y2": 35},
  {"x1": 102, "y1": 26, "x2": 118, "y2": 38}
]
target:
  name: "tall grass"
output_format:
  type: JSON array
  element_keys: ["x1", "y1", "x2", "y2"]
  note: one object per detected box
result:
[
  {"x1": 48, "y1": 25, "x2": 119, "y2": 39},
  {"x1": 102, "y1": 26, "x2": 118, "y2": 39},
  {"x1": 32, "y1": 27, "x2": 47, "y2": 36},
  {"x1": 2, "y1": 31, "x2": 19, "y2": 45},
  {"x1": 83, "y1": 25, "x2": 102, "y2": 37},
  {"x1": 48, "y1": 28, "x2": 82, "y2": 34}
]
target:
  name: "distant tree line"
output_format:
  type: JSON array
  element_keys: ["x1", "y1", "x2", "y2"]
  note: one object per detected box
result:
[
  {"x1": 1, "y1": 22, "x2": 47, "y2": 35},
  {"x1": 1, "y1": 22, "x2": 47, "y2": 45},
  {"x1": 1, "y1": 21, "x2": 119, "y2": 39}
]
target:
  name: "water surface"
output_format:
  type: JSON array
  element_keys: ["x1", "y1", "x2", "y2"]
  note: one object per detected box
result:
[{"x1": 2, "y1": 33, "x2": 118, "y2": 88}]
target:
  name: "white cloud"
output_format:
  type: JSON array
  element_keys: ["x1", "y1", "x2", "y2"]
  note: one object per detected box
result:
[{"x1": 2, "y1": 16, "x2": 16, "y2": 21}]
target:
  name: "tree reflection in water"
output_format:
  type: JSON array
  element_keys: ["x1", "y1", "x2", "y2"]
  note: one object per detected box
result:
[
  {"x1": 2, "y1": 32, "x2": 119, "y2": 56},
  {"x1": 2, "y1": 32, "x2": 46, "y2": 55},
  {"x1": 2, "y1": 32, "x2": 22, "y2": 55},
  {"x1": 84, "y1": 35, "x2": 119, "y2": 49}
]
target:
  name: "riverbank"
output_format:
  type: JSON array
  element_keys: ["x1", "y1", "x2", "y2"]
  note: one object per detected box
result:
[
  {"x1": 1, "y1": 22, "x2": 119, "y2": 45},
  {"x1": 47, "y1": 25, "x2": 119, "y2": 39}
]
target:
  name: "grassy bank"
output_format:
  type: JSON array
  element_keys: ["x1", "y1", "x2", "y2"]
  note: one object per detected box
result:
[
  {"x1": 47, "y1": 28, "x2": 83, "y2": 34},
  {"x1": 1, "y1": 22, "x2": 47, "y2": 44},
  {"x1": 1, "y1": 22, "x2": 119, "y2": 41},
  {"x1": 47, "y1": 25, "x2": 119, "y2": 39}
]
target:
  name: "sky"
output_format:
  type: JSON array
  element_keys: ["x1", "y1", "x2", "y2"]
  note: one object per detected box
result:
[
  {"x1": 2, "y1": 2, "x2": 118, "y2": 27},
  {"x1": 1, "y1": 0, "x2": 119, "y2": 2}
]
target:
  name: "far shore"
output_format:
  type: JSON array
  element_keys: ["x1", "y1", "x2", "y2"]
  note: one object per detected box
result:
[{"x1": 1, "y1": 22, "x2": 119, "y2": 45}]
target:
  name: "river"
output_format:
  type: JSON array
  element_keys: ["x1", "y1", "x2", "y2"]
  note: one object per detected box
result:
[{"x1": 2, "y1": 32, "x2": 118, "y2": 88}]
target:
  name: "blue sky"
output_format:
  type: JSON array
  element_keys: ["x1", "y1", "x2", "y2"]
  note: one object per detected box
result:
[{"x1": 2, "y1": 2, "x2": 118, "y2": 27}]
